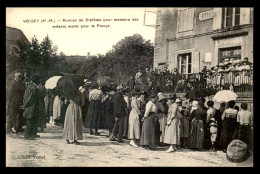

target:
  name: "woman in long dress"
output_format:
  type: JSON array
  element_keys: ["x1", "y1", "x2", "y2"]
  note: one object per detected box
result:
[
  {"x1": 156, "y1": 93, "x2": 168, "y2": 145},
  {"x1": 52, "y1": 89, "x2": 62, "y2": 125},
  {"x1": 140, "y1": 94, "x2": 158, "y2": 150},
  {"x1": 164, "y1": 97, "x2": 182, "y2": 152},
  {"x1": 220, "y1": 100, "x2": 238, "y2": 153},
  {"x1": 232, "y1": 102, "x2": 253, "y2": 150},
  {"x1": 179, "y1": 101, "x2": 190, "y2": 149},
  {"x1": 104, "y1": 92, "x2": 115, "y2": 137},
  {"x1": 189, "y1": 101, "x2": 207, "y2": 150},
  {"x1": 128, "y1": 92, "x2": 141, "y2": 147},
  {"x1": 62, "y1": 91, "x2": 84, "y2": 145}
]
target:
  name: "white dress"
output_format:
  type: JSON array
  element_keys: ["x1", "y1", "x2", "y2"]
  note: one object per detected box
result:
[
  {"x1": 128, "y1": 97, "x2": 141, "y2": 140},
  {"x1": 52, "y1": 95, "x2": 61, "y2": 121}
]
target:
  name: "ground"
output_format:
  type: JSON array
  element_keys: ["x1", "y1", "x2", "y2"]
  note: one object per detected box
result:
[{"x1": 6, "y1": 124, "x2": 253, "y2": 167}]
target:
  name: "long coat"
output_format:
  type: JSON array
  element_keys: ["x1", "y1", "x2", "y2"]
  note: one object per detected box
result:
[
  {"x1": 37, "y1": 84, "x2": 47, "y2": 128},
  {"x1": 7, "y1": 79, "x2": 25, "y2": 115},
  {"x1": 156, "y1": 101, "x2": 168, "y2": 143},
  {"x1": 23, "y1": 82, "x2": 39, "y2": 120},
  {"x1": 113, "y1": 92, "x2": 127, "y2": 117}
]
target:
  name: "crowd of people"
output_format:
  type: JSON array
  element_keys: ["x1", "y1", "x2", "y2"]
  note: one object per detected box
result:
[
  {"x1": 6, "y1": 70, "x2": 253, "y2": 154},
  {"x1": 131, "y1": 57, "x2": 253, "y2": 94}
]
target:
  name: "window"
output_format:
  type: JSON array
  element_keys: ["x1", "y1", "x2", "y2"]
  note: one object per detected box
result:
[
  {"x1": 178, "y1": 53, "x2": 192, "y2": 74},
  {"x1": 178, "y1": 8, "x2": 194, "y2": 32},
  {"x1": 219, "y1": 46, "x2": 241, "y2": 63},
  {"x1": 223, "y1": 7, "x2": 240, "y2": 28}
]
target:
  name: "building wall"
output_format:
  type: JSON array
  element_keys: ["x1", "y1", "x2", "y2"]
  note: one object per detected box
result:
[{"x1": 154, "y1": 8, "x2": 253, "y2": 73}]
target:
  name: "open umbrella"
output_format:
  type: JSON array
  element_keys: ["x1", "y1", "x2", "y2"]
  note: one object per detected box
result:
[
  {"x1": 56, "y1": 74, "x2": 84, "y2": 99},
  {"x1": 97, "y1": 76, "x2": 113, "y2": 87},
  {"x1": 45, "y1": 76, "x2": 62, "y2": 89},
  {"x1": 212, "y1": 90, "x2": 238, "y2": 103},
  {"x1": 185, "y1": 88, "x2": 208, "y2": 100}
]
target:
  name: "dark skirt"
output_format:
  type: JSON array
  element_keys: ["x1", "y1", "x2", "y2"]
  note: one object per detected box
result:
[
  {"x1": 105, "y1": 114, "x2": 115, "y2": 131},
  {"x1": 84, "y1": 100, "x2": 102, "y2": 128},
  {"x1": 220, "y1": 117, "x2": 238, "y2": 149},
  {"x1": 233, "y1": 124, "x2": 252, "y2": 148},
  {"x1": 140, "y1": 113, "x2": 156, "y2": 146},
  {"x1": 189, "y1": 119, "x2": 204, "y2": 149}
]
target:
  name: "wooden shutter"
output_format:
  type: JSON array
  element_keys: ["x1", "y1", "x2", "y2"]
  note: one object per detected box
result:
[
  {"x1": 240, "y1": 8, "x2": 250, "y2": 25},
  {"x1": 213, "y1": 8, "x2": 222, "y2": 30},
  {"x1": 187, "y1": 8, "x2": 194, "y2": 31},
  {"x1": 193, "y1": 51, "x2": 200, "y2": 73}
]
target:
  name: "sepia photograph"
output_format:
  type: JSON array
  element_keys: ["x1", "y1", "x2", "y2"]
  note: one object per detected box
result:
[{"x1": 6, "y1": 7, "x2": 253, "y2": 167}]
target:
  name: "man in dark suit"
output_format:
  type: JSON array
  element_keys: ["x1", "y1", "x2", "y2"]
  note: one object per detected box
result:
[
  {"x1": 22, "y1": 75, "x2": 40, "y2": 140},
  {"x1": 6, "y1": 71, "x2": 25, "y2": 134},
  {"x1": 109, "y1": 85, "x2": 127, "y2": 143}
]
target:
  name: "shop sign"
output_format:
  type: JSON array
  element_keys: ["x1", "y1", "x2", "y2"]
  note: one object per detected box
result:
[{"x1": 199, "y1": 10, "x2": 213, "y2": 21}]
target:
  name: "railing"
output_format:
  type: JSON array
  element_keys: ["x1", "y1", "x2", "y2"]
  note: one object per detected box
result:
[{"x1": 153, "y1": 69, "x2": 253, "y2": 95}]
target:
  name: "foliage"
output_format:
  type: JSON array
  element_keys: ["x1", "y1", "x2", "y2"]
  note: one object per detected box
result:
[
  {"x1": 78, "y1": 33, "x2": 154, "y2": 84},
  {"x1": 16, "y1": 33, "x2": 154, "y2": 84}
]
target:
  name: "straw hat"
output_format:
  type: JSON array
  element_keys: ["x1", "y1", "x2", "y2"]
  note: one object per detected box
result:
[
  {"x1": 116, "y1": 85, "x2": 123, "y2": 90},
  {"x1": 158, "y1": 94, "x2": 167, "y2": 102},
  {"x1": 192, "y1": 101, "x2": 199, "y2": 107},
  {"x1": 176, "y1": 98, "x2": 182, "y2": 103},
  {"x1": 226, "y1": 140, "x2": 250, "y2": 163}
]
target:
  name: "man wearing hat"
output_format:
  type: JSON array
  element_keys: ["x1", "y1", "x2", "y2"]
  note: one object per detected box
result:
[
  {"x1": 109, "y1": 85, "x2": 127, "y2": 143},
  {"x1": 21, "y1": 75, "x2": 40, "y2": 140},
  {"x1": 6, "y1": 71, "x2": 25, "y2": 134}
]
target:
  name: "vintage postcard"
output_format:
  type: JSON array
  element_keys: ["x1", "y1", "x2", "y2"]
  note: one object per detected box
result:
[{"x1": 6, "y1": 7, "x2": 253, "y2": 167}]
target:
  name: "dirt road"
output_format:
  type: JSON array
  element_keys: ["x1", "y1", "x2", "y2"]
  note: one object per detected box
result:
[{"x1": 6, "y1": 124, "x2": 253, "y2": 167}]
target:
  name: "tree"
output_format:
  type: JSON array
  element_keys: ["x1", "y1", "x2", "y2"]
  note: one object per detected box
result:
[
  {"x1": 78, "y1": 33, "x2": 154, "y2": 84},
  {"x1": 40, "y1": 35, "x2": 58, "y2": 71}
]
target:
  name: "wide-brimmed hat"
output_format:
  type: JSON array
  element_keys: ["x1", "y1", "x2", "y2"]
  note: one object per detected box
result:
[
  {"x1": 176, "y1": 98, "x2": 182, "y2": 103},
  {"x1": 226, "y1": 140, "x2": 250, "y2": 163},
  {"x1": 158, "y1": 94, "x2": 167, "y2": 101},
  {"x1": 116, "y1": 85, "x2": 123, "y2": 90},
  {"x1": 158, "y1": 92, "x2": 163, "y2": 96},
  {"x1": 217, "y1": 63, "x2": 225, "y2": 67},
  {"x1": 241, "y1": 60, "x2": 252, "y2": 65},
  {"x1": 192, "y1": 100, "x2": 199, "y2": 107}
]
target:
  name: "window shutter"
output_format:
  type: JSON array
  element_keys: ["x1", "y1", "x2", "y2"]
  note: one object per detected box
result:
[
  {"x1": 193, "y1": 52, "x2": 200, "y2": 73},
  {"x1": 213, "y1": 8, "x2": 222, "y2": 30},
  {"x1": 240, "y1": 8, "x2": 250, "y2": 25}
]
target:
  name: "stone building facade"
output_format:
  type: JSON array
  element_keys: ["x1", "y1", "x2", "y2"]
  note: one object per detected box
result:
[{"x1": 154, "y1": 8, "x2": 253, "y2": 73}]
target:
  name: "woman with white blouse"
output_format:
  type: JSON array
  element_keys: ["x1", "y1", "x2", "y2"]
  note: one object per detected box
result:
[
  {"x1": 232, "y1": 102, "x2": 253, "y2": 149},
  {"x1": 140, "y1": 94, "x2": 158, "y2": 150},
  {"x1": 164, "y1": 97, "x2": 182, "y2": 152},
  {"x1": 128, "y1": 92, "x2": 141, "y2": 147}
]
